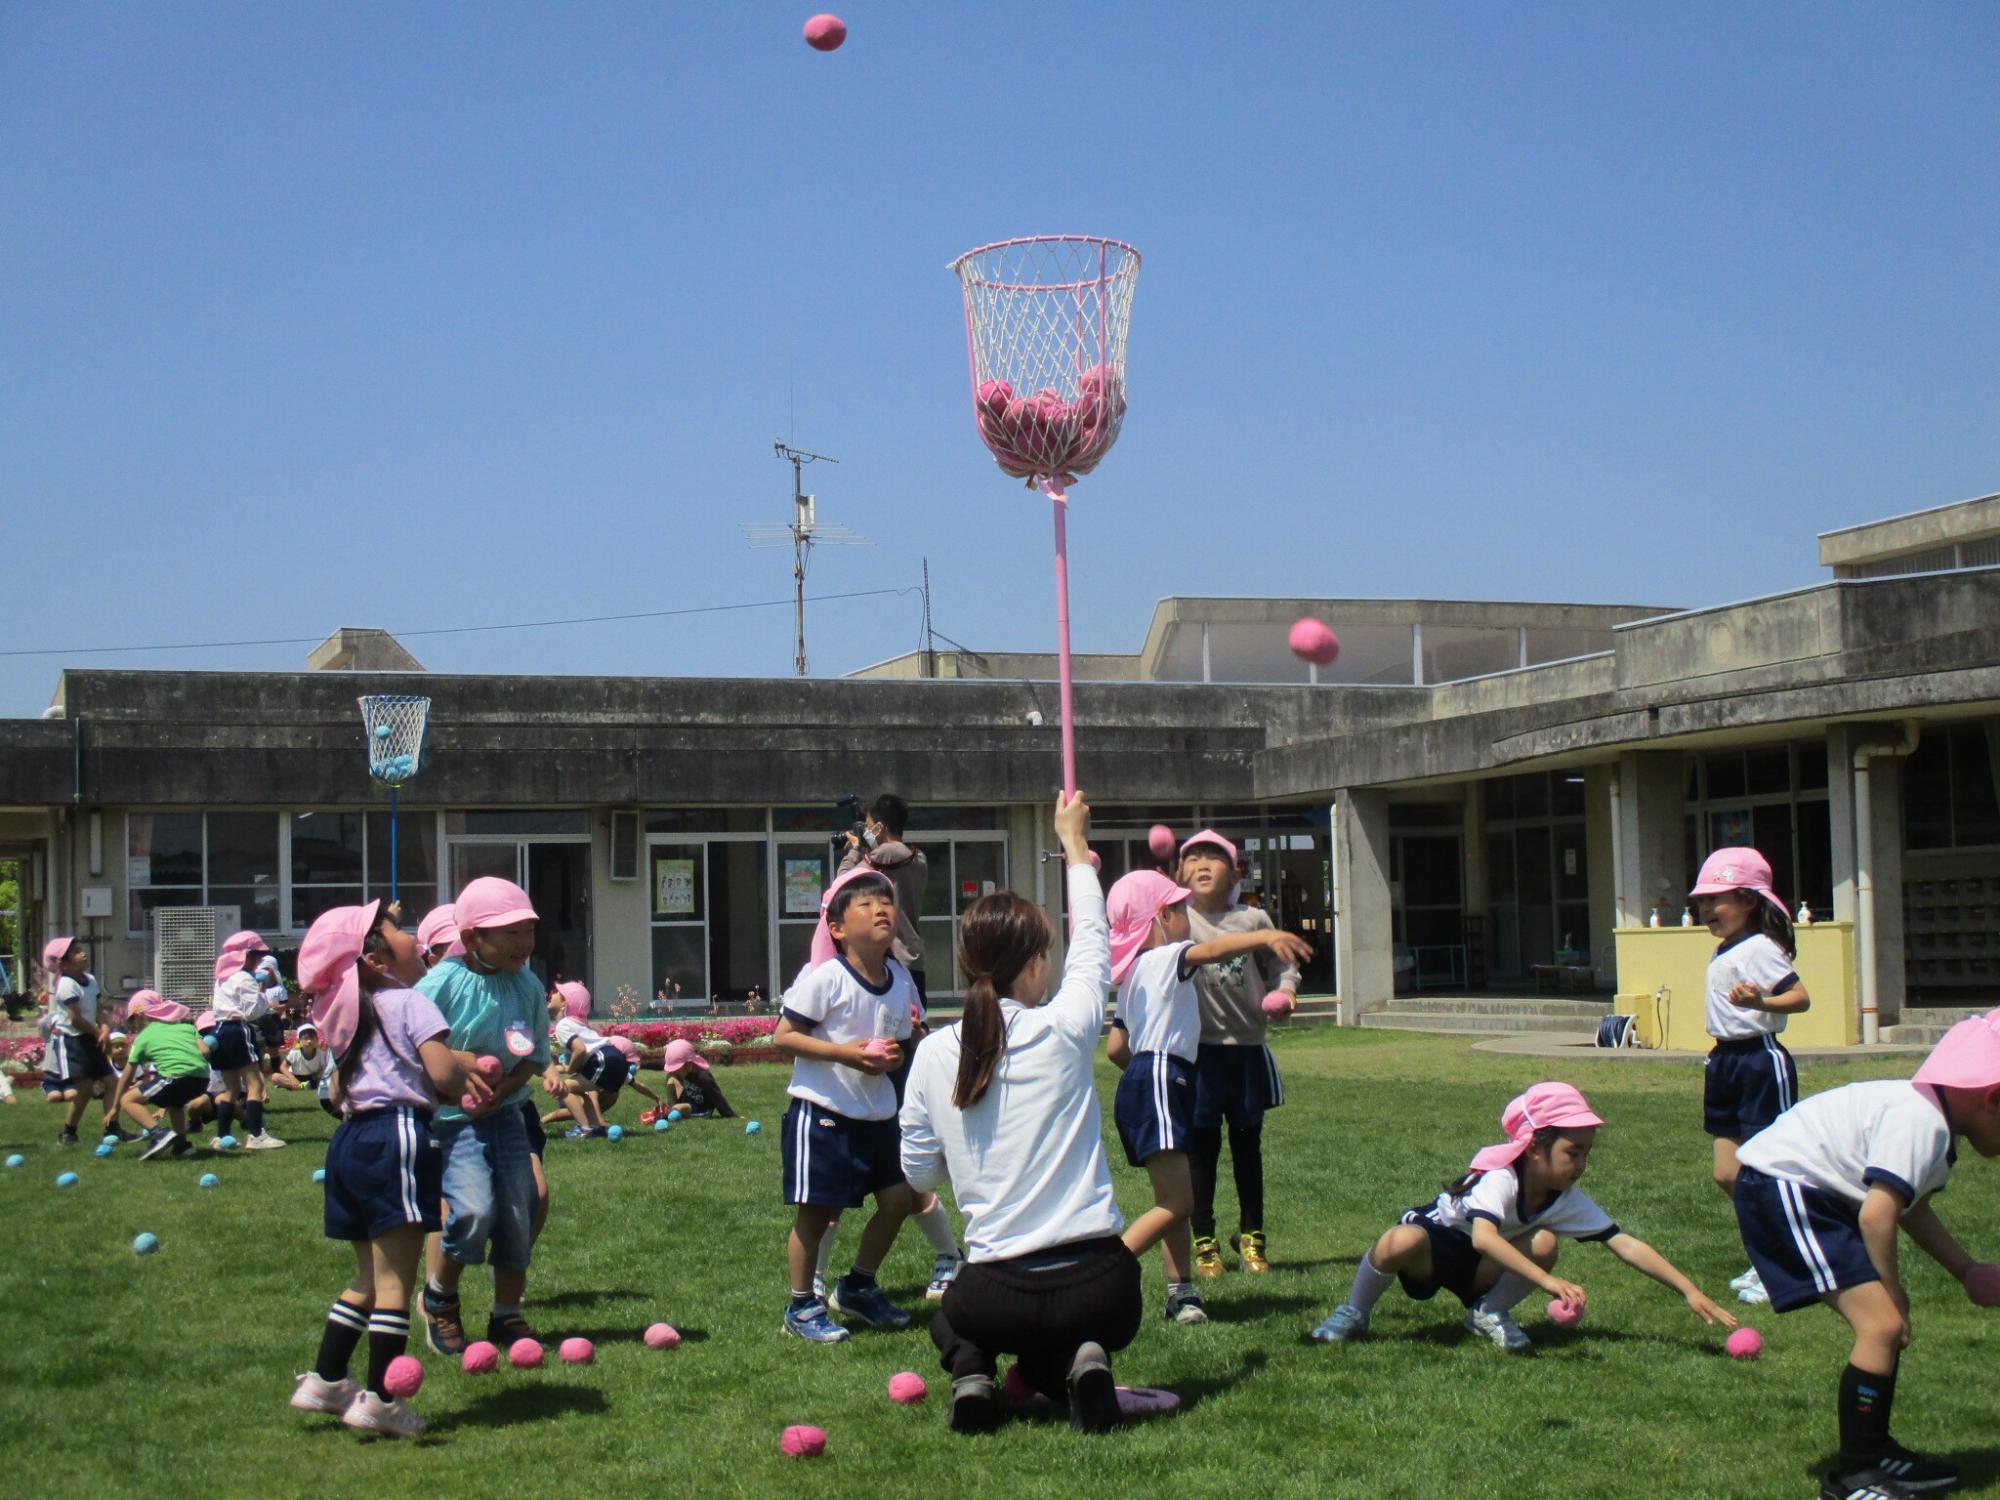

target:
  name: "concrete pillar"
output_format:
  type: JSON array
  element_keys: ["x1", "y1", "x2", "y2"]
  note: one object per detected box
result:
[
  {"x1": 1827, "y1": 726, "x2": 1858, "y2": 922},
  {"x1": 1865, "y1": 753, "x2": 1908, "y2": 1025},
  {"x1": 1617, "y1": 750, "x2": 1686, "y2": 930},
  {"x1": 1584, "y1": 764, "x2": 1616, "y2": 975},
  {"x1": 1334, "y1": 787, "x2": 1394, "y2": 1021},
  {"x1": 590, "y1": 809, "x2": 651, "y2": 1011}
]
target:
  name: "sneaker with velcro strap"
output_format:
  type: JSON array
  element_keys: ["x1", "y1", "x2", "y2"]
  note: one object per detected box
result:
[
  {"x1": 1310, "y1": 1304, "x2": 1369, "y2": 1344},
  {"x1": 828, "y1": 1276, "x2": 912, "y2": 1330},
  {"x1": 420, "y1": 1291, "x2": 467, "y2": 1357},
  {"x1": 783, "y1": 1298, "x2": 850, "y2": 1344},
  {"x1": 1463, "y1": 1306, "x2": 1533, "y2": 1352}
]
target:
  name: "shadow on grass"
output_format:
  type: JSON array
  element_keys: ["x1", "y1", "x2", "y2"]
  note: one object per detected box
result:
[
  {"x1": 1209, "y1": 1289, "x2": 1327, "y2": 1320},
  {"x1": 423, "y1": 1383, "x2": 610, "y2": 1434},
  {"x1": 1264, "y1": 1255, "x2": 1355, "y2": 1275},
  {"x1": 1169, "y1": 1350, "x2": 1269, "y2": 1414},
  {"x1": 532, "y1": 1287, "x2": 651, "y2": 1310}
]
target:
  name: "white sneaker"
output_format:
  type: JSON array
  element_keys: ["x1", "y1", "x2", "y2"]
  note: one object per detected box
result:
[
  {"x1": 1463, "y1": 1306, "x2": 1533, "y2": 1352},
  {"x1": 342, "y1": 1388, "x2": 426, "y2": 1438},
  {"x1": 290, "y1": 1372, "x2": 359, "y2": 1415},
  {"x1": 245, "y1": 1132, "x2": 287, "y2": 1151},
  {"x1": 1737, "y1": 1272, "x2": 1770, "y2": 1306},
  {"x1": 926, "y1": 1253, "x2": 963, "y2": 1301},
  {"x1": 1729, "y1": 1267, "x2": 1761, "y2": 1291}
]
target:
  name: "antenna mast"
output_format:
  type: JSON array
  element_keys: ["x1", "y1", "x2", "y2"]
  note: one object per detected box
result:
[{"x1": 744, "y1": 442, "x2": 866, "y2": 676}]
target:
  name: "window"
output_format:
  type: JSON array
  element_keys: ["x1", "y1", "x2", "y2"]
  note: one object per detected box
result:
[
  {"x1": 127, "y1": 812, "x2": 280, "y2": 934},
  {"x1": 286, "y1": 812, "x2": 436, "y2": 932},
  {"x1": 1905, "y1": 723, "x2": 2000, "y2": 850},
  {"x1": 1684, "y1": 742, "x2": 1832, "y2": 916}
]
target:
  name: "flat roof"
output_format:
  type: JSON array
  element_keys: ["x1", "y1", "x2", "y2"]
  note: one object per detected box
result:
[{"x1": 1818, "y1": 491, "x2": 2000, "y2": 567}]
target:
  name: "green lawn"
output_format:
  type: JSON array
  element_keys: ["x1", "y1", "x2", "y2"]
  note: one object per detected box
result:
[{"x1": 4, "y1": 1028, "x2": 1997, "y2": 1500}]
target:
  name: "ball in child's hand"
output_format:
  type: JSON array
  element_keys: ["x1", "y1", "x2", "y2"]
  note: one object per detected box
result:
[
  {"x1": 745, "y1": 1119, "x2": 761, "y2": 1134},
  {"x1": 780, "y1": 1424, "x2": 827, "y2": 1458},
  {"x1": 606, "y1": 1125, "x2": 623, "y2": 1141},
  {"x1": 558, "y1": 1337, "x2": 594, "y2": 1365},
  {"x1": 383, "y1": 1355, "x2": 424, "y2": 1398},
  {"x1": 461, "y1": 1340, "x2": 500, "y2": 1375},
  {"x1": 198, "y1": 1172, "x2": 219, "y2": 1188},
  {"x1": 508, "y1": 1337, "x2": 544, "y2": 1369},
  {"x1": 459, "y1": 1093, "x2": 484, "y2": 1112},
  {"x1": 1546, "y1": 1298, "x2": 1582, "y2": 1327},
  {"x1": 1725, "y1": 1327, "x2": 1763, "y2": 1360},
  {"x1": 1963, "y1": 1264, "x2": 2000, "y2": 1307},
  {"x1": 54, "y1": 1170, "x2": 79, "y2": 1188},
  {"x1": 644, "y1": 1322, "x2": 681, "y2": 1349},
  {"x1": 94, "y1": 1142, "x2": 114, "y2": 1157},
  {"x1": 1261, "y1": 992, "x2": 1294, "y2": 1017},
  {"x1": 863, "y1": 1038, "x2": 893, "y2": 1062},
  {"x1": 312, "y1": 1168, "x2": 326, "y2": 1183},
  {"x1": 887, "y1": 1371, "x2": 927, "y2": 1404},
  {"x1": 474, "y1": 1054, "x2": 503, "y2": 1082},
  {"x1": 133, "y1": 1232, "x2": 159, "y2": 1254},
  {"x1": 1288, "y1": 617, "x2": 1341, "y2": 667},
  {"x1": 4, "y1": 1154, "x2": 23, "y2": 1168}
]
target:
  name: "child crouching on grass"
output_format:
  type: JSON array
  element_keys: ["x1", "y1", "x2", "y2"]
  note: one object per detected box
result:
[
  {"x1": 290, "y1": 900, "x2": 491, "y2": 1438},
  {"x1": 110, "y1": 994, "x2": 210, "y2": 1160},
  {"x1": 1311, "y1": 1081, "x2": 1735, "y2": 1352}
]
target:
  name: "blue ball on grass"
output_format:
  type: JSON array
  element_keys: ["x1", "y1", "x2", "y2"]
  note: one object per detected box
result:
[
  {"x1": 606, "y1": 1124, "x2": 623, "y2": 1141},
  {"x1": 745, "y1": 1120, "x2": 761, "y2": 1135},
  {"x1": 312, "y1": 1168, "x2": 326, "y2": 1183},
  {"x1": 653, "y1": 1119, "x2": 670, "y2": 1133},
  {"x1": 55, "y1": 1171, "x2": 80, "y2": 1188},
  {"x1": 94, "y1": 1143, "x2": 114, "y2": 1158},
  {"x1": 4, "y1": 1154, "x2": 23, "y2": 1169},
  {"x1": 199, "y1": 1172, "x2": 220, "y2": 1189},
  {"x1": 133, "y1": 1232, "x2": 159, "y2": 1255},
  {"x1": 214, "y1": 1135, "x2": 237, "y2": 1149}
]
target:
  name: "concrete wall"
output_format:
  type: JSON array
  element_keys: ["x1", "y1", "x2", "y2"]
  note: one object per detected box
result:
[{"x1": 1819, "y1": 493, "x2": 2000, "y2": 570}]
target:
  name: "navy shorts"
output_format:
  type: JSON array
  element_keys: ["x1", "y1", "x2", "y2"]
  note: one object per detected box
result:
[
  {"x1": 1734, "y1": 1165, "x2": 1879, "y2": 1312},
  {"x1": 1192, "y1": 1043, "x2": 1285, "y2": 1130},
  {"x1": 1393, "y1": 1207, "x2": 1488, "y2": 1307},
  {"x1": 1704, "y1": 1034, "x2": 1798, "y2": 1140},
  {"x1": 42, "y1": 1031, "x2": 115, "y2": 1090},
  {"x1": 324, "y1": 1106, "x2": 444, "y2": 1242},
  {"x1": 580, "y1": 1045, "x2": 634, "y2": 1092},
  {"x1": 139, "y1": 1073, "x2": 209, "y2": 1108},
  {"x1": 782, "y1": 1098, "x2": 905, "y2": 1208},
  {"x1": 208, "y1": 1018, "x2": 261, "y2": 1072},
  {"x1": 1113, "y1": 1051, "x2": 1196, "y2": 1167}
]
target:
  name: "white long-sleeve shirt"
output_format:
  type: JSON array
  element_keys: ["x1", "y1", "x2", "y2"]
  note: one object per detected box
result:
[{"x1": 900, "y1": 864, "x2": 1121, "y2": 1262}]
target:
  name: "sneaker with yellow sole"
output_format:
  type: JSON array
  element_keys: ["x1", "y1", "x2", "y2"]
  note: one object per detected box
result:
[
  {"x1": 1192, "y1": 1236, "x2": 1225, "y2": 1279},
  {"x1": 1232, "y1": 1230, "x2": 1271, "y2": 1273}
]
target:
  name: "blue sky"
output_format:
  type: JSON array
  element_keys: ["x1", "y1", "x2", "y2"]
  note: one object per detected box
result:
[{"x1": 3, "y1": 2, "x2": 1995, "y2": 717}]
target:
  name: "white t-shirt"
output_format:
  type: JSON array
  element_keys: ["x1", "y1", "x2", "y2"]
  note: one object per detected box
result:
[
  {"x1": 902, "y1": 865, "x2": 1122, "y2": 1262},
  {"x1": 51, "y1": 975, "x2": 100, "y2": 1036},
  {"x1": 782, "y1": 955, "x2": 916, "y2": 1122},
  {"x1": 1427, "y1": 1165, "x2": 1619, "y2": 1243},
  {"x1": 552, "y1": 1016, "x2": 605, "y2": 1055},
  {"x1": 1111, "y1": 941, "x2": 1198, "y2": 1061},
  {"x1": 1705, "y1": 933, "x2": 1799, "y2": 1040},
  {"x1": 1737, "y1": 1079, "x2": 1956, "y2": 1209},
  {"x1": 212, "y1": 970, "x2": 266, "y2": 1023},
  {"x1": 284, "y1": 1046, "x2": 335, "y2": 1089}
]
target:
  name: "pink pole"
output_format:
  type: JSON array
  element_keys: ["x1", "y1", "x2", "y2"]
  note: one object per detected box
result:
[{"x1": 1044, "y1": 480, "x2": 1078, "y2": 795}]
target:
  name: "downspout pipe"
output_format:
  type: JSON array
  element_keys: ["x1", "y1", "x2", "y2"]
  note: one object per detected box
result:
[
  {"x1": 1854, "y1": 722, "x2": 1921, "y2": 1046},
  {"x1": 1609, "y1": 768, "x2": 1626, "y2": 931}
]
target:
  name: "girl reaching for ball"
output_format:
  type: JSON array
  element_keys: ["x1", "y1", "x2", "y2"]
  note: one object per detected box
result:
[
  {"x1": 289, "y1": 901, "x2": 492, "y2": 1439},
  {"x1": 1310, "y1": 1082, "x2": 1736, "y2": 1353}
]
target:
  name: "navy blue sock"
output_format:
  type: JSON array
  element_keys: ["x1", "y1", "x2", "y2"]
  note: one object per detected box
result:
[
  {"x1": 314, "y1": 1298, "x2": 369, "y2": 1382},
  {"x1": 215, "y1": 1100, "x2": 234, "y2": 1137},
  {"x1": 245, "y1": 1099, "x2": 265, "y2": 1136},
  {"x1": 843, "y1": 1267, "x2": 877, "y2": 1290}
]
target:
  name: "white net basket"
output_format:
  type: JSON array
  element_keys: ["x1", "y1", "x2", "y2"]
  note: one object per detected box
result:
[
  {"x1": 951, "y1": 235, "x2": 1140, "y2": 485},
  {"x1": 358, "y1": 695, "x2": 431, "y2": 788}
]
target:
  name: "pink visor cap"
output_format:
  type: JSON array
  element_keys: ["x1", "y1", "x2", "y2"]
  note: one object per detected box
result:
[
  {"x1": 1689, "y1": 848, "x2": 1793, "y2": 923},
  {"x1": 1467, "y1": 1082, "x2": 1606, "y2": 1173},
  {"x1": 213, "y1": 929, "x2": 270, "y2": 984},
  {"x1": 802, "y1": 866, "x2": 897, "y2": 975},
  {"x1": 126, "y1": 990, "x2": 162, "y2": 1020},
  {"x1": 1178, "y1": 828, "x2": 1238, "y2": 865},
  {"x1": 555, "y1": 981, "x2": 591, "y2": 1021},
  {"x1": 133, "y1": 992, "x2": 191, "y2": 1025},
  {"x1": 1107, "y1": 869, "x2": 1194, "y2": 987},
  {"x1": 416, "y1": 905, "x2": 459, "y2": 953},
  {"x1": 606, "y1": 1033, "x2": 639, "y2": 1061},
  {"x1": 297, "y1": 900, "x2": 382, "y2": 1058},
  {"x1": 42, "y1": 936, "x2": 75, "y2": 974},
  {"x1": 1912, "y1": 1008, "x2": 2000, "y2": 1092},
  {"x1": 454, "y1": 877, "x2": 539, "y2": 933},
  {"x1": 662, "y1": 1037, "x2": 710, "y2": 1075}
]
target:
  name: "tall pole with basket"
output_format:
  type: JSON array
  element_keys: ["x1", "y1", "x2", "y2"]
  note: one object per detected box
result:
[
  {"x1": 951, "y1": 235, "x2": 1140, "y2": 796},
  {"x1": 357, "y1": 695, "x2": 432, "y2": 906}
]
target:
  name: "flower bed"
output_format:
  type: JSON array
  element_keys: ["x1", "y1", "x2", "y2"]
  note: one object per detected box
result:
[{"x1": 602, "y1": 1018, "x2": 783, "y2": 1066}]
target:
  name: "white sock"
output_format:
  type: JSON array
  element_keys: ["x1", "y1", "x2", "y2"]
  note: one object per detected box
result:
[
  {"x1": 914, "y1": 1198, "x2": 958, "y2": 1257},
  {"x1": 815, "y1": 1220, "x2": 842, "y2": 1279},
  {"x1": 1478, "y1": 1271, "x2": 1535, "y2": 1315},
  {"x1": 1346, "y1": 1254, "x2": 1397, "y2": 1315}
]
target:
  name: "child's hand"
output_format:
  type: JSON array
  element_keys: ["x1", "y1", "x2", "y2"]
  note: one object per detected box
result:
[
  {"x1": 1684, "y1": 1289, "x2": 1738, "y2": 1328},
  {"x1": 1726, "y1": 982, "x2": 1765, "y2": 1009},
  {"x1": 1265, "y1": 931, "x2": 1314, "y2": 968},
  {"x1": 849, "y1": 1040, "x2": 901, "y2": 1075},
  {"x1": 1545, "y1": 1277, "x2": 1587, "y2": 1311}
]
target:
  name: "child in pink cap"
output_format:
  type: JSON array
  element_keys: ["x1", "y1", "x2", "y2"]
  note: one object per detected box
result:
[
  {"x1": 209, "y1": 930, "x2": 284, "y2": 1151},
  {"x1": 659, "y1": 1037, "x2": 737, "y2": 1119},
  {"x1": 40, "y1": 937, "x2": 115, "y2": 1146},
  {"x1": 1689, "y1": 846, "x2": 1813, "y2": 1307},
  {"x1": 541, "y1": 981, "x2": 670, "y2": 1136},
  {"x1": 1731, "y1": 1014, "x2": 2000, "y2": 1500},
  {"x1": 1312, "y1": 1081, "x2": 1735, "y2": 1352},
  {"x1": 1103, "y1": 868, "x2": 1312, "y2": 1327}
]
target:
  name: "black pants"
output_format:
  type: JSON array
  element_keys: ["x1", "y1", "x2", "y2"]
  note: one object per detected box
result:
[
  {"x1": 931, "y1": 1236, "x2": 1142, "y2": 1400},
  {"x1": 1189, "y1": 1121, "x2": 1265, "y2": 1240}
]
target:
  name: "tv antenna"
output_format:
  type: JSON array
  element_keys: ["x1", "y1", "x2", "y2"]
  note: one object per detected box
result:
[{"x1": 743, "y1": 442, "x2": 869, "y2": 675}]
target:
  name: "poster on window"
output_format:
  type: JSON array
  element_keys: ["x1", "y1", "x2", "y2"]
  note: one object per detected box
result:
[
  {"x1": 783, "y1": 858, "x2": 824, "y2": 915},
  {"x1": 654, "y1": 858, "x2": 696, "y2": 916},
  {"x1": 1711, "y1": 809, "x2": 1753, "y2": 851}
]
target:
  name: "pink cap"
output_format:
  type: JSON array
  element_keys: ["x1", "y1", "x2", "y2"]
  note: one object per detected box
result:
[
  {"x1": 1468, "y1": 1082, "x2": 1606, "y2": 1173},
  {"x1": 126, "y1": 990, "x2": 160, "y2": 1020},
  {"x1": 454, "y1": 877, "x2": 539, "y2": 933},
  {"x1": 661, "y1": 1038, "x2": 711, "y2": 1075},
  {"x1": 136, "y1": 993, "x2": 191, "y2": 1025},
  {"x1": 606, "y1": 1034, "x2": 639, "y2": 1061},
  {"x1": 1179, "y1": 828, "x2": 1239, "y2": 864},
  {"x1": 1106, "y1": 869, "x2": 1193, "y2": 986},
  {"x1": 801, "y1": 866, "x2": 897, "y2": 976},
  {"x1": 554, "y1": 981, "x2": 591, "y2": 1021},
  {"x1": 220, "y1": 929, "x2": 267, "y2": 956},
  {"x1": 297, "y1": 900, "x2": 383, "y2": 1058},
  {"x1": 41, "y1": 936, "x2": 75, "y2": 973},
  {"x1": 1912, "y1": 1008, "x2": 2000, "y2": 1091},
  {"x1": 195, "y1": 1009, "x2": 216, "y2": 1031},
  {"x1": 1689, "y1": 848, "x2": 1792, "y2": 922},
  {"x1": 416, "y1": 905, "x2": 459, "y2": 952}
]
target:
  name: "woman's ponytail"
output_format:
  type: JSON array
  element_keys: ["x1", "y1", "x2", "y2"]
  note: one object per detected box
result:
[
  {"x1": 954, "y1": 973, "x2": 1004, "y2": 1109},
  {"x1": 952, "y1": 892, "x2": 1052, "y2": 1110}
]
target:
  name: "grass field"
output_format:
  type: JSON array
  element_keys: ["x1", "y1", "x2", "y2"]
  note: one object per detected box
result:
[{"x1": 4, "y1": 1027, "x2": 1998, "y2": 1500}]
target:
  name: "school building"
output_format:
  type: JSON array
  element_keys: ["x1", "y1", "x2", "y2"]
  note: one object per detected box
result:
[{"x1": 1, "y1": 491, "x2": 1995, "y2": 1046}]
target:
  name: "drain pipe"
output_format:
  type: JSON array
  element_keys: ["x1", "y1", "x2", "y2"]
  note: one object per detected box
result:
[
  {"x1": 1609, "y1": 767, "x2": 1626, "y2": 931},
  {"x1": 1328, "y1": 798, "x2": 1344, "y2": 1024},
  {"x1": 1853, "y1": 722, "x2": 1920, "y2": 1045}
]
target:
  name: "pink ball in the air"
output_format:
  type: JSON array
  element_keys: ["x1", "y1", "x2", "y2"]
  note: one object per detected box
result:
[
  {"x1": 508, "y1": 1337, "x2": 545, "y2": 1369},
  {"x1": 644, "y1": 1321, "x2": 681, "y2": 1349},
  {"x1": 1964, "y1": 1263, "x2": 2000, "y2": 1308},
  {"x1": 558, "y1": 1337, "x2": 594, "y2": 1366},
  {"x1": 802, "y1": 13, "x2": 846, "y2": 50},
  {"x1": 1546, "y1": 1298, "x2": 1583, "y2": 1327},
  {"x1": 1261, "y1": 992, "x2": 1294, "y2": 1017},
  {"x1": 887, "y1": 1371, "x2": 928, "y2": 1404},
  {"x1": 382, "y1": 1354, "x2": 424, "y2": 1398},
  {"x1": 461, "y1": 1340, "x2": 500, "y2": 1375},
  {"x1": 1148, "y1": 824, "x2": 1178, "y2": 862},
  {"x1": 1289, "y1": 617, "x2": 1341, "y2": 667},
  {"x1": 1725, "y1": 1326, "x2": 1764, "y2": 1360},
  {"x1": 1087, "y1": 851, "x2": 1103, "y2": 871},
  {"x1": 780, "y1": 1424, "x2": 828, "y2": 1458},
  {"x1": 474, "y1": 1054, "x2": 503, "y2": 1082}
]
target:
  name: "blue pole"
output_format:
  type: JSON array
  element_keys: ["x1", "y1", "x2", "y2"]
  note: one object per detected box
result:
[{"x1": 390, "y1": 785, "x2": 400, "y2": 904}]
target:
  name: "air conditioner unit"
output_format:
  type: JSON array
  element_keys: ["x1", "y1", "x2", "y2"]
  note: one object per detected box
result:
[
  {"x1": 153, "y1": 906, "x2": 241, "y2": 1002},
  {"x1": 610, "y1": 810, "x2": 640, "y2": 881}
]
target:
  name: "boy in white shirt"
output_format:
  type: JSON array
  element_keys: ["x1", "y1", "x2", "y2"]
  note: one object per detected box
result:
[
  {"x1": 41, "y1": 937, "x2": 114, "y2": 1147},
  {"x1": 774, "y1": 866, "x2": 917, "y2": 1344}
]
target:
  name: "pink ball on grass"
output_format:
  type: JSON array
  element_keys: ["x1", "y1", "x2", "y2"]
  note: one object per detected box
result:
[
  {"x1": 461, "y1": 1340, "x2": 500, "y2": 1375},
  {"x1": 644, "y1": 1322, "x2": 681, "y2": 1350},
  {"x1": 382, "y1": 1355, "x2": 424, "y2": 1399},
  {"x1": 780, "y1": 1424, "x2": 828, "y2": 1458},
  {"x1": 1261, "y1": 992, "x2": 1294, "y2": 1017},
  {"x1": 802, "y1": 14, "x2": 845, "y2": 51},
  {"x1": 1289, "y1": 617, "x2": 1341, "y2": 667},
  {"x1": 1964, "y1": 1263, "x2": 2000, "y2": 1307},
  {"x1": 558, "y1": 1337, "x2": 594, "y2": 1366},
  {"x1": 887, "y1": 1371, "x2": 928, "y2": 1404},
  {"x1": 1725, "y1": 1326, "x2": 1763, "y2": 1360},
  {"x1": 1546, "y1": 1298, "x2": 1583, "y2": 1327},
  {"x1": 509, "y1": 1337, "x2": 545, "y2": 1369}
]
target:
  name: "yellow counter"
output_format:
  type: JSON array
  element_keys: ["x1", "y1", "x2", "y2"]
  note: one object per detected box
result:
[{"x1": 1614, "y1": 922, "x2": 1857, "y2": 1050}]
